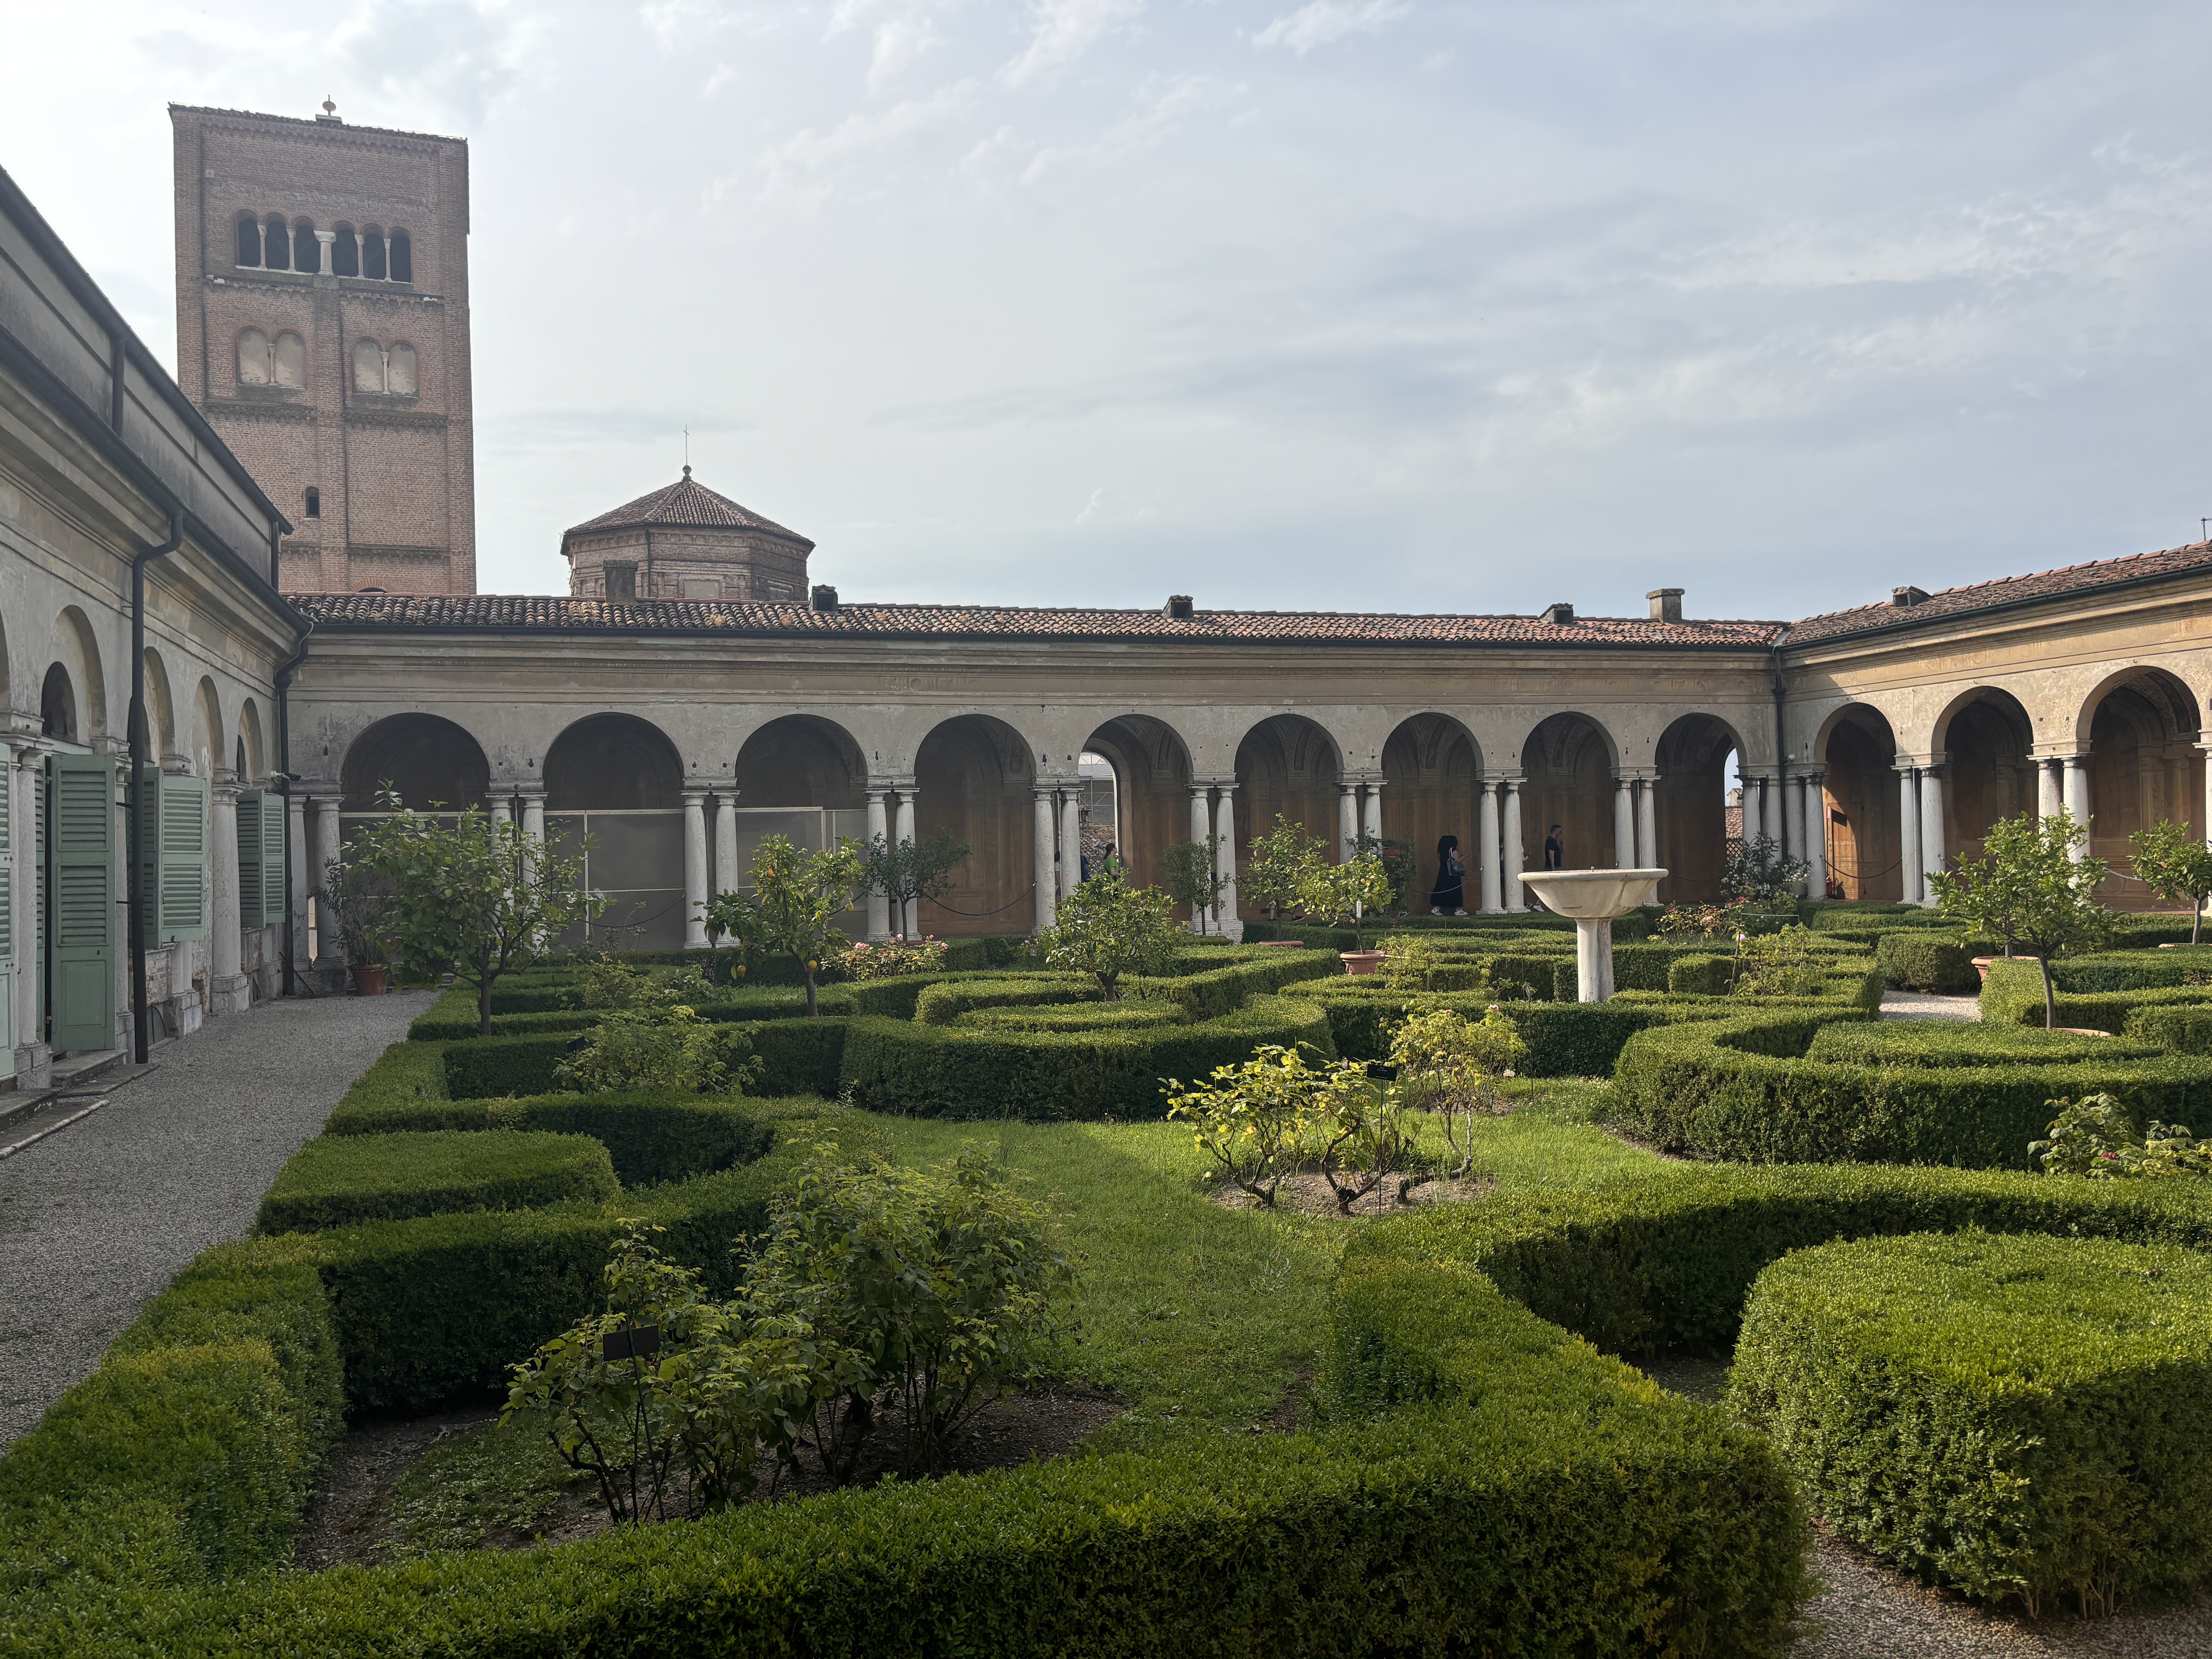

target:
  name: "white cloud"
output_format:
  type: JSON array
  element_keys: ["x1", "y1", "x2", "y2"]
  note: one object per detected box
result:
[
  {"x1": 998, "y1": 0, "x2": 1144, "y2": 87},
  {"x1": 751, "y1": 79, "x2": 980, "y2": 204},
  {"x1": 1253, "y1": 0, "x2": 1408, "y2": 55}
]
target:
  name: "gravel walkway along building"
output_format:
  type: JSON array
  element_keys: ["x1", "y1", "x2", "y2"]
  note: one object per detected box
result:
[{"x1": 0, "y1": 991, "x2": 432, "y2": 1450}]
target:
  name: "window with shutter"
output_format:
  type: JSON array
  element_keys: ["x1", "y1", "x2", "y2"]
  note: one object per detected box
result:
[
  {"x1": 0, "y1": 773, "x2": 11, "y2": 1057},
  {"x1": 263, "y1": 790, "x2": 287, "y2": 928},
  {"x1": 47, "y1": 754, "x2": 115, "y2": 1053},
  {"x1": 139, "y1": 772, "x2": 209, "y2": 943},
  {"x1": 237, "y1": 792, "x2": 264, "y2": 930}
]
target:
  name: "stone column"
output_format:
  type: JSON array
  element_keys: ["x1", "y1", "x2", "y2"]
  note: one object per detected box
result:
[
  {"x1": 1757, "y1": 772, "x2": 1783, "y2": 846},
  {"x1": 1635, "y1": 774, "x2": 1660, "y2": 871},
  {"x1": 489, "y1": 793, "x2": 513, "y2": 829},
  {"x1": 1803, "y1": 772, "x2": 1828, "y2": 901},
  {"x1": 1212, "y1": 783, "x2": 1240, "y2": 938},
  {"x1": 867, "y1": 788, "x2": 893, "y2": 939},
  {"x1": 1362, "y1": 780, "x2": 1384, "y2": 844},
  {"x1": 1337, "y1": 783, "x2": 1358, "y2": 862},
  {"x1": 2063, "y1": 756, "x2": 2091, "y2": 859},
  {"x1": 1501, "y1": 775, "x2": 1525, "y2": 911},
  {"x1": 1031, "y1": 788, "x2": 1058, "y2": 934},
  {"x1": 286, "y1": 788, "x2": 311, "y2": 990},
  {"x1": 9, "y1": 739, "x2": 50, "y2": 1089},
  {"x1": 1477, "y1": 781, "x2": 1501, "y2": 913},
  {"x1": 1612, "y1": 776, "x2": 1635, "y2": 869},
  {"x1": 208, "y1": 771, "x2": 249, "y2": 1015},
  {"x1": 2038, "y1": 756, "x2": 2063, "y2": 823},
  {"x1": 310, "y1": 795, "x2": 342, "y2": 966},
  {"x1": 2202, "y1": 747, "x2": 2212, "y2": 847},
  {"x1": 1188, "y1": 785, "x2": 1212, "y2": 931},
  {"x1": 682, "y1": 788, "x2": 711, "y2": 949},
  {"x1": 515, "y1": 781, "x2": 546, "y2": 885},
  {"x1": 1896, "y1": 765, "x2": 1922, "y2": 907},
  {"x1": 1057, "y1": 790, "x2": 1081, "y2": 907},
  {"x1": 1918, "y1": 764, "x2": 1948, "y2": 904},
  {"x1": 896, "y1": 785, "x2": 921, "y2": 933},
  {"x1": 313, "y1": 228, "x2": 335, "y2": 276},
  {"x1": 1785, "y1": 770, "x2": 1807, "y2": 873}
]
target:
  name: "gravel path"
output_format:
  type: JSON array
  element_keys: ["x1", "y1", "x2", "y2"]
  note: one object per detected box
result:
[
  {"x1": 1881, "y1": 988, "x2": 1982, "y2": 1020},
  {"x1": 0, "y1": 990, "x2": 432, "y2": 1449}
]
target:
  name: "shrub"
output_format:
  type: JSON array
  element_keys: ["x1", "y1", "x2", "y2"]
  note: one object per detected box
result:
[
  {"x1": 1981, "y1": 957, "x2": 2212, "y2": 1033},
  {"x1": 1730, "y1": 1232, "x2": 2212, "y2": 1614},
  {"x1": 553, "y1": 1003, "x2": 754, "y2": 1095},
  {"x1": 327, "y1": 1089, "x2": 768, "y2": 1187},
  {"x1": 735, "y1": 1017, "x2": 850, "y2": 1097},
  {"x1": 1035, "y1": 870, "x2": 1182, "y2": 999},
  {"x1": 838, "y1": 995, "x2": 1336, "y2": 1121},
  {"x1": 442, "y1": 1034, "x2": 577, "y2": 1100},
  {"x1": 1612, "y1": 1014, "x2": 2212, "y2": 1169},
  {"x1": 914, "y1": 975, "x2": 1097, "y2": 1025},
  {"x1": 2124, "y1": 1005, "x2": 2212, "y2": 1055},
  {"x1": 1387, "y1": 1006, "x2": 1525, "y2": 1179},
  {"x1": 256, "y1": 1130, "x2": 621, "y2": 1233},
  {"x1": 838, "y1": 937, "x2": 948, "y2": 979},
  {"x1": 2031, "y1": 1093, "x2": 2212, "y2": 1179},
  {"x1": 1667, "y1": 953, "x2": 1735, "y2": 995},
  {"x1": 957, "y1": 1003, "x2": 1185, "y2": 1032},
  {"x1": 1165, "y1": 1044, "x2": 1379, "y2": 1209},
  {"x1": 1875, "y1": 931, "x2": 1980, "y2": 994}
]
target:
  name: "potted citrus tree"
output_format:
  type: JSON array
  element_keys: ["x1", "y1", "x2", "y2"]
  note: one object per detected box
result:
[{"x1": 1296, "y1": 853, "x2": 1395, "y2": 973}]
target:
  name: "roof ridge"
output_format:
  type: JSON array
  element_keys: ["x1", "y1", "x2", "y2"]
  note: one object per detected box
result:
[{"x1": 1786, "y1": 538, "x2": 2212, "y2": 639}]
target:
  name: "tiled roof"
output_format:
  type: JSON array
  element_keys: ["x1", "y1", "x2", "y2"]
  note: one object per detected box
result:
[
  {"x1": 1786, "y1": 539, "x2": 2212, "y2": 644},
  {"x1": 562, "y1": 469, "x2": 812, "y2": 547},
  {"x1": 287, "y1": 593, "x2": 1785, "y2": 647}
]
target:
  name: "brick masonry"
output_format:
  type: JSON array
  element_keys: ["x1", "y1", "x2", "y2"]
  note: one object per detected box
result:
[{"x1": 170, "y1": 103, "x2": 475, "y2": 595}]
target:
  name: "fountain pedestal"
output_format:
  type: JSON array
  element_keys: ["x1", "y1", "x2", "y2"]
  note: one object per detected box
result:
[{"x1": 1516, "y1": 869, "x2": 1668, "y2": 1003}]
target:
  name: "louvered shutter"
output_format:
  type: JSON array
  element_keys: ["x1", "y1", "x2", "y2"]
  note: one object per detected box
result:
[
  {"x1": 237, "y1": 791, "x2": 264, "y2": 929},
  {"x1": 0, "y1": 771, "x2": 11, "y2": 1057},
  {"x1": 48, "y1": 754, "x2": 115, "y2": 1053},
  {"x1": 262, "y1": 793, "x2": 287, "y2": 931},
  {"x1": 156, "y1": 774, "x2": 209, "y2": 942}
]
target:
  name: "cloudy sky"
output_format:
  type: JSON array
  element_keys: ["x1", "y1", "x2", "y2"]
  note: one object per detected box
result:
[{"x1": 7, "y1": 1, "x2": 2209, "y2": 618}]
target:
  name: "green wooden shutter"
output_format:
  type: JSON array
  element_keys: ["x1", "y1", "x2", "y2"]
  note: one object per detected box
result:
[
  {"x1": 0, "y1": 769, "x2": 12, "y2": 1058},
  {"x1": 262, "y1": 791, "x2": 287, "y2": 929},
  {"x1": 154, "y1": 773, "x2": 209, "y2": 942},
  {"x1": 237, "y1": 791, "x2": 264, "y2": 929},
  {"x1": 48, "y1": 754, "x2": 115, "y2": 1053}
]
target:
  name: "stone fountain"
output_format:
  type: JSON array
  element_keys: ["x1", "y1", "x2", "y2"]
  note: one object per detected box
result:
[{"x1": 1515, "y1": 869, "x2": 1668, "y2": 1002}]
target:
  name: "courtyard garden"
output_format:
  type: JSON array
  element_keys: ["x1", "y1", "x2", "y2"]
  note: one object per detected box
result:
[{"x1": 5, "y1": 809, "x2": 2212, "y2": 1654}]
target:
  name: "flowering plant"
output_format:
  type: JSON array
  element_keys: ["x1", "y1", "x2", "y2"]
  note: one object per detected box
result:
[{"x1": 838, "y1": 937, "x2": 948, "y2": 980}]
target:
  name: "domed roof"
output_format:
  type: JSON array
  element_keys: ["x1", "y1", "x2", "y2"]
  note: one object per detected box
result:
[{"x1": 561, "y1": 467, "x2": 812, "y2": 550}]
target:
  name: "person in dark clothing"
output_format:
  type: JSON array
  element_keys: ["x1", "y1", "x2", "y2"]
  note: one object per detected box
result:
[
  {"x1": 1429, "y1": 834, "x2": 1467, "y2": 915},
  {"x1": 1544, "y1": 824, "x2": 1564, "y2": 869}
]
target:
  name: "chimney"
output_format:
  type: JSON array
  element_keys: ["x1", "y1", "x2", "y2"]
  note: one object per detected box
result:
[
  {"x1": 1164, "y1": 594, "x2": 1194, "y2": 620},
  {"x1": 809, "y1": 584, "x2": 839, "y2": 612},
  {"x1": 1647, "y1": 587, "x2": 1684, "y2": 623},
  {"x1": 1542, "y1": 601, "x2": 1575, "y2": 625},
  {"x1": 1890, "y1": 586, "x2": 1929, "y2": 609}
]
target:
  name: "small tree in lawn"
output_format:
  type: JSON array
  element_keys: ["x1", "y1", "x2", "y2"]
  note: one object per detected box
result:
[
  {"x1": 2130, "y1": 819, "x2": 2212, "y2": 945},
  {"x1": 702, "y1": 835, "x2": 866, "y2": 1017},
  {"x1": 1721, "y1": 835, "x2": 1811, "y2": 904},
  {"x1": 1036, "y1": 869, "x2": 1179, "y2": 1000},
  {"x1": 1160, "y1": 837, "x2": 1230, "y2": 934},
  {"x1": 1242, "y1": 814, "x2": 1326, "y2": 922},
  {"x1": 859, "y1": 827, "x2": 970, "y2": 938},
  {"x1": 1295, "y1": 852, "x2": 1395, "y2": 953},
  {"x1": 1931, "y1": 809, "x2": 2116, "y2": 1030},
  {"x1": 348, "y1": 787, "x2": 601, "y2": 1036}
]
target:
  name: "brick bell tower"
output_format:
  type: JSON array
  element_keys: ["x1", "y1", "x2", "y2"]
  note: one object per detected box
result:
[{"x1": 170, "y1": 99, "x2": 476, "y2": 594}]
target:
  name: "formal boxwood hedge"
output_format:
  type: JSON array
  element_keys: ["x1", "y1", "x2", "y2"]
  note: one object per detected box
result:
[
  {"x1": 326, "y1": 1088, "x2": 769, "y2": 1187},
  {"x1": 2124, "y1": 1005, "x2": 2212, "y2": 1056},
  {"x1": 840, "y1": 993, "x2": 1337, "y2": 1120},
  {"x1": 914, "y1": 974, "x2": 1098, "y2": 1025},
  {"x1": 1875, "y1": 932, "x2": 1980, "y2": 994},
  {"x1": 1980, "y1": 957, "x2": 2212, "y2": 1033},
  {"x1": 255, "y1": 1130, "x2": 620, "y2": 1233},
  {"x1": 1611, "y1": 1013, "x2": 2212, "y2": 1168},
  {"x1": 957, "y1": 1003, "x2": 1188, "y2": 1032},
  {"x1": 1731, "y1": 1231, "x2": 2212, "y2": 1611}
]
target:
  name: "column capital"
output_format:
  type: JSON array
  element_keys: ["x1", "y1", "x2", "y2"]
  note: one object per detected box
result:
[
  {"x1": 1199, "y1": 775, "x2": 1237, "y2": 792},
  {"x1": 680, "y1": 784, "x2": 711, "y2": 802},
  {"x1": 512, "y1": 778, "x2": 548, "y2": 800},
  {"x1": 211, "y1": 768, "x2": 243, "y2": 801},
  {"x1": 1496, "y1": 770, "x2": 1525, "y2": 787}
]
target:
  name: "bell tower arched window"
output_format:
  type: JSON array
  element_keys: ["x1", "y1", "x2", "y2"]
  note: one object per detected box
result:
[{"x1": 235, "y1": 212, "x2": 263, "y2": 268}]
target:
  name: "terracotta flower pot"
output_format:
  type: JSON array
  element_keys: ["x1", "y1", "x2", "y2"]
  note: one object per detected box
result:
[
  {"x1": 1341, "y1": 951, "x2": 1386, "y2": 977},
  {"x1": 1970, "y1": 957, "x2": 1997, "y2": 985},
  {"x1": 350, "y1": 963, "x2": 388, "y2": 996}
]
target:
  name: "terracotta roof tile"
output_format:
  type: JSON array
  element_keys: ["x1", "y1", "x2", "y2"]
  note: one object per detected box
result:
[
  {"x1": 1785, "y1": 539, "x2": 2212, "y2": 643},
  {"x1": 562, "y1": 470, "x2": 812, "y2": 547},
  {"x1": 287, "y1": 594, "x2": 1785, "y2": 648}
]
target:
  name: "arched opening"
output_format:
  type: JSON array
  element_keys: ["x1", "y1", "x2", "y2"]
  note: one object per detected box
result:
[
  {"x1": 235, "y1": 212, "x2": 263, "y2": 268},
  {"x1": 264, "y1": 214, "x2": 291, "y2": 271},
  {"x1": 193, "y1": 677, "x2": 224, "y2": 779},
  {"x1": 340, "y1": 713, "x2": 489, "y2": 814},
  {"x1": 1521, "y1": 713, "x2": 1618, "y2": 876},
  {"x1": 729, "y1": 716, "x2": 871, "y2": 913},
  {"x1": 362, "y1": 226, "x2": 388, "y2": 281},
  {"x1": 1938, "y1": 690, "x2": 2036, "y2": 865},
  {"x1": 40, "y1": 663, "x2": 76, "y2": 742},
  {"x1": 1380, "y1": 713, "x2": 1482, "y2": 914},
  {"x1": 2083, "y1": 668, "x2": 2204, "y2": 907},
  {"x1": 1080, "y1": 715, "x2": 1192, "y2": 900},
  {"x1": 1233, "y1": 714, "x2": 1342, "y2": 867},
  {"x1": 386, "y1": 342, "x2": 417, "y2": 397},
  {"x1": 546, "y1": 713, "x2": 686, "y2": 951},
  {"x1": 239, "y1": 699, "x2": 266, "y2": 781},
  {"x1": 352, "y1": 339, "x2": 385, "y2": 395},
  {"x1": 389, "y1": 230, "x2": 412, "y2": 284},
  {"x1": 1820, "y1": 705, "x2": 1903, "y2": 900},
  {"x1": 292, "y1": 218, "x2": 317, "y2": 273},
  {"x1": 304, "y1": 486, "x2": 321, "y2": 520},
  {"x1": 54, "y1": 607, "x2": 106, "y2": 740},
  {"x1": 140, "y1": 648, "x2": 175, "y2": 759},
  {"x1": 914, "y1": 715, "x2": 1037, "y2": 935},
  {"x1": 272, "y1": 332, "x2": 304, "y2": 390},
  {"x1": 331, "y1": 222, "x2": 359, "y2": 278},
  {"x1": 1653, "y1": 714, "x2": 1741, "y2": 903},
  {"x1": 237, "y1": 328, "x2": 270, "y2": 385}
]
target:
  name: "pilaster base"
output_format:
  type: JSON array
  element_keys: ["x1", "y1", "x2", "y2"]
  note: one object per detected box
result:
[
  {"x1": 10, "y1": 1043, "x2": 52, "y2": 1092},
  {"x1": 209, "y1": 974, "x2": 253, "y2": 1017}
]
